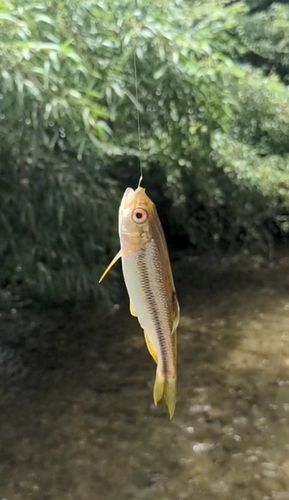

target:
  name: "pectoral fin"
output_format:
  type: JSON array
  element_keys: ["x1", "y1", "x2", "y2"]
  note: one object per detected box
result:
[
  {"x1": 144, "y1": 332, "x2": 158, "y2": 364},
  {"x1": 129, "y1": 301, "x2": 137, "y2": 317},
  {"x1": 99, "y1": 250, "x2": 122, "y2": 283}
]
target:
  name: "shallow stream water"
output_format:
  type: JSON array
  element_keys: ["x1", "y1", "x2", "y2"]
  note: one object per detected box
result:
[{"x1": 0, "y1": 253, "x2": 289, "y2": 500}]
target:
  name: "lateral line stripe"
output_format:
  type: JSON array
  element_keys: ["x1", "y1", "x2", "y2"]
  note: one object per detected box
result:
[{"x1": 138, "y1": 247, "x2": 171, "y2": 377}]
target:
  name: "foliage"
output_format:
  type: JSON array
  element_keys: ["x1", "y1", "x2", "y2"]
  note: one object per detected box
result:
[
  {"x1": 237, "y1": 3, "x2": 289, "y2": 82},
  {"x1": 1, "y1": 0, "x2": 289, "y2": 303},
  {"x1": 0, "y1": 153, "x2": 119, "y2": 304}
]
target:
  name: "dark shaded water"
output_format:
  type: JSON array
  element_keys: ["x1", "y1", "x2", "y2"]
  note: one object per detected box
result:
[{"x1": 0, "y1": 253, "x2": 289, "y2": 500}]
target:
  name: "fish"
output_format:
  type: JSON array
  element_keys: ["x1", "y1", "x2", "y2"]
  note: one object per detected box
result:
[{"x1": 99, "y1": 186, "x2": 180, "y2": 419}]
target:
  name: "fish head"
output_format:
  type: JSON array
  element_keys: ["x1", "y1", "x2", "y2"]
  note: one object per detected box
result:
[{"x1": 118, "y1": 187, "x2": 156, "y2": 253}]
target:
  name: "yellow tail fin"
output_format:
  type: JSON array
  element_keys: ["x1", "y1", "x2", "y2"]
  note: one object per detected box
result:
[{"x1": 153, "y1": 371, "x2": 176, "y2": 420}]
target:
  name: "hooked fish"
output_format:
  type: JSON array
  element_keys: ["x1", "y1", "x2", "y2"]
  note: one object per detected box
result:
[{"x1": 99, "y1": 187, "x2": 180, "y2": 418}]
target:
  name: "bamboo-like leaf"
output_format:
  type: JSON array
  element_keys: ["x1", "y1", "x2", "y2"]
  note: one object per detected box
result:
[{"x1": 0, "y1": 0, "x2": 289, "y2": 304}]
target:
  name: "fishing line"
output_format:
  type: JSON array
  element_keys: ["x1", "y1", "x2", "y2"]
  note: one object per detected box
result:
[{"x1": 133, "y1": 47, "x2": 143, "y2": 188}]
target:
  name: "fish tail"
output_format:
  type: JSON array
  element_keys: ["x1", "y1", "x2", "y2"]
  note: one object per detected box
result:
[
  {"x1": 153, "y1": 370, "x2": 176, "y2": 420},
  {"x1": 164, "y1": 378, "x2": 176, "y2": 419}
]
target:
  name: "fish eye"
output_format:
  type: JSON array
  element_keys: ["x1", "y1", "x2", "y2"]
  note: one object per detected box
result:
[{"x1": 132, "y1": 208, "x2": 148, "y2": 223}]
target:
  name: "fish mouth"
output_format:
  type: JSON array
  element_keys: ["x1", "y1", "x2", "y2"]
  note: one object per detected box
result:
[
  {"x1": 122, "y1": 187, "x2": 135, "y2": 203},
  {"x1": 123, "y1": 187, "x2": 146, "y2": 199},
  {"x1": 119, "y1": 187, "x2": 135, "y2": 220}
]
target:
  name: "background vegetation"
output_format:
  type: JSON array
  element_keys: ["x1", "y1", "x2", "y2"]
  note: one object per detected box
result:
[{"x1": 1, "y1": 0, "x2": 289, "y2": 303}]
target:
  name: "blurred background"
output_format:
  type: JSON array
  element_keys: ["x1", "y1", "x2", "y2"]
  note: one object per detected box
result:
[{"x1": 1, "y1": 0, "x2": 289, "y2": 499}]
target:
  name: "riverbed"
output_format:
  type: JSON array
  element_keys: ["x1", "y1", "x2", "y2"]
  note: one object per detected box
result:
[{"x1": 0, "y1": 252, "x2": 289, "y2": 500}]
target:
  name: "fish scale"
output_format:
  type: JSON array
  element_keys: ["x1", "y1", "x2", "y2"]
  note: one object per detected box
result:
[{"x1": 137, "y1": 243, "x2": 171, "y2": 377}]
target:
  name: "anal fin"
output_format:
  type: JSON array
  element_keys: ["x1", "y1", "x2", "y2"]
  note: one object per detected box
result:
[
  {"x1": 129, "y1": 301, "x2": 137, "y2": 317},
  {"x1": 144, "y1": 332, "x2": 158, "y2": 364}
]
